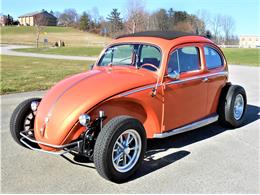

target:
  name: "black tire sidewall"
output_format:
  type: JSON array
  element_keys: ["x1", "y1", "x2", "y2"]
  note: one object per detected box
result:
[
  {"x1": 10, "y1": 98, "x2": 41, "y2": 146},
  {"x1": 225, "y1": 85, "x2": 247, "y2": 127},
  {"x1": 94, "y1": 116, "x2": 146, "y2": 183}
]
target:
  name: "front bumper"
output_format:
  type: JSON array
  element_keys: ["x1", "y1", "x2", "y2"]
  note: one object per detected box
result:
[{"x1": 20, "y1": 130, "x2": 82, "y2": 155}]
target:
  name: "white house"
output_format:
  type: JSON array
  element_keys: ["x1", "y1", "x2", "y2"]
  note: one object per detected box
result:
[{"x1": 239, "y1": 35, "x2": 260, "y2": 48}]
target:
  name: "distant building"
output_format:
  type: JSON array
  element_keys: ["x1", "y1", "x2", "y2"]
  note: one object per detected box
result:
[
  {"x1": 239, "y1": 35, "x2": 260, "y2": 48},
  {"x1": 0, "y1": 14, "x2": 13, "y2": 26},
  {"x1": 0, "y1": 15, "x2": 8, "y2": 26},
  {"x1": 18, "y1": 10, "x2": 57, "y2": 26}
]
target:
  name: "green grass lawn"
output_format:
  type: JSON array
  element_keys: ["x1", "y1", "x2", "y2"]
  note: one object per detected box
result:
[
  {"x1": 0, "y1": 26, "x2": 79, "y2": 35},
  {"x1": 0, "y1": 26, "x2": 111, "y2": 46},
  {"x1": 0, "y1": 55, "x2": 94, "y2": 94},
  {"x1": 14, "y1": 47, "x2": 260, "y2": 66},
  {"x1": 222, "y1": 48, "x2": 260, "y2": 66},
  {"x1": 14, "y1": 46, "x2": 103, "y2": 57}
]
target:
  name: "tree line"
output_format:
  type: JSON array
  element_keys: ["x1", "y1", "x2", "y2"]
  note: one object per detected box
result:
[
  {"x1": 2, "y1": 0, "x2": 238, "y2": 45},
  {"x1": 53, "y1": 1, "x2": 237, "y2": 45}
]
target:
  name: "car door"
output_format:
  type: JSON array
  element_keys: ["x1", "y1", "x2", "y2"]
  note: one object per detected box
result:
[
  {"x1": 163, "y1": 44, "x2": 208, "y2": 132},
  {"x1": 203, "y1": 45, "x2": 228, "y2": 115}
]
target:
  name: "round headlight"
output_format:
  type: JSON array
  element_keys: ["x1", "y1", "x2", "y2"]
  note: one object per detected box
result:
[
  {"x1": 31, "y1": 101, "x2": 39, "y2": 111},
  {"x1": 79, "y1": 114, "x2": 91, "y2": 126}
]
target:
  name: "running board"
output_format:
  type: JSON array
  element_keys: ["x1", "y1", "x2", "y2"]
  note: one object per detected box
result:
[{"x1": 153, "y1": 115, "x2": 219, "y2": 138}]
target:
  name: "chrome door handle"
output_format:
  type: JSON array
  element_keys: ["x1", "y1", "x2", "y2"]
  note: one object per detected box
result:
[{"x1": 202, "y1": 77, "x2": 208, "y2": 82}]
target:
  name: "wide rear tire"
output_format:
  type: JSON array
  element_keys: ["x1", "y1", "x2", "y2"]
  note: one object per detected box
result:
[
  {"x1": 93, "y1": 116, "x2": 146, "y2": 183},
  {"x1": 218, "y1": 85, "x2": 247, "y2": 128}
]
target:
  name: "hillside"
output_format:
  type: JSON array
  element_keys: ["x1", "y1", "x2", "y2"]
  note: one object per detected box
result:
[{"x1": 0, "y1": 26, "x2": 111, "y2": 46}]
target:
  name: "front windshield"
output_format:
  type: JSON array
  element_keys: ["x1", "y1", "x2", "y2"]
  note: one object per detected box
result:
[{"x1": 98, "y1": 44, "x2": 162, "y2": 71}]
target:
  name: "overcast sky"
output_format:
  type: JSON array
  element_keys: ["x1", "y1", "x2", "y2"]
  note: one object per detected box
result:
[{"x1": 1, "y1": 0, "x2": 259, "y2": 35}]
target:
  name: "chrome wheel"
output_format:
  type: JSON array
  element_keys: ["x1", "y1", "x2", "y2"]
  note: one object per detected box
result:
[
  {"x1": 233, "y1": 94, "x2": 244, "y2": 120},
  {"x1": 23, "y1": 111, "x2": 35, "y2": 131},
  {"x1": 112, "y1": 129, "x2": 142, "y2": 173}
]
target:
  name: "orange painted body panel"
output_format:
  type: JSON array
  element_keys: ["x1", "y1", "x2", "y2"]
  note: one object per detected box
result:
[
  {"x1": 33, "y1": 35, "x2": 228, "y2": 150},
  {"x1": 35, "y1": 66, "x2": 157, "y2": 147},
  {"x1": 89, "y1": 86, "x2": 164, "y2": 138}
]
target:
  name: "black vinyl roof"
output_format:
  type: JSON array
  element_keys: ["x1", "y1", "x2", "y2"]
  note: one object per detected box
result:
[{"x1": 116, "y1": 31, "x2": 198, "y2": 40}]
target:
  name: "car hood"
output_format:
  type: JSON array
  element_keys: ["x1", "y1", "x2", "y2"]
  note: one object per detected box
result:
[{"x1": 34, "y1": 66, "x2": 156, "y2": 147}]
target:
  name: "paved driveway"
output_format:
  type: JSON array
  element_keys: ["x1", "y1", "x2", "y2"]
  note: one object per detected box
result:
[
  {"x1": 0, "y1": 44, "x2": 97, "y2": 61},
  {"x1": 1, "y1": 65, "x2": 259, "y2": 193}
]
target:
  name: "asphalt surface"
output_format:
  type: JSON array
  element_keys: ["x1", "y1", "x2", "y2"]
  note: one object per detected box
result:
[
  {"x1": 0, "y1": 44, "x2": 97, "y2": 61},
  {"x1": 1, "y1": 65, "x2": 259, "y2": 193}
]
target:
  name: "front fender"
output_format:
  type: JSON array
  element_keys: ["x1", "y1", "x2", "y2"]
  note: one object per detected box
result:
[
  {"x1": 88, "y1": 87, "x2": 164, "y2": 138},
  {"x1": 62, "y1": 85, "x2": 164, "y2": 147}
]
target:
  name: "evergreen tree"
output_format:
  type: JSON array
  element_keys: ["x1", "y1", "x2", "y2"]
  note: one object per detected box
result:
[
  {"x1": 205, "y1": 30, "x2": 212, "y2": 39},
  {"x1": 106, "y1": 9, "x2": 123, "y2": 34},
  {"x1": 79, "y1": 12, "x2": 90, "y2": 31},
  {"x1": 155, "y1": 9, "x2": 169, "y2": 31}
]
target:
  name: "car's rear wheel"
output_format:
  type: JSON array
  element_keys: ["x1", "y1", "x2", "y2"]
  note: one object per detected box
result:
[
  {"x1": 93, "y1": 116, "x2": 146, "y2": 183},
  {"x1": 218, "y1": 85, "x2": 247, "y2": 127},
  {"x1": 10, "y1": 98, "x2": 41, "y2": 148}
]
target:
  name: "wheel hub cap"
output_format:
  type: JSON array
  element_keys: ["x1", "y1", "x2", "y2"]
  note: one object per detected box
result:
[
  {"x1": 112, "y1": 129, "x2": 142, "y2": 173},
  {"x1": 233, "y1": 94, "x2": 244, "y2": 120},
  {"x1": 124, "y1": 147, "x2": 130, "y2": 155}
]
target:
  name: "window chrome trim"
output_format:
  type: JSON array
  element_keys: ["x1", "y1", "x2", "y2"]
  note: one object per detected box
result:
[
  {"x1": 168, "y1": 46, "x2": 201, "y2": 74},
  {"x1": 166, "y1": 71, "x2": 228, "y2": 86},
  {"x1": 97, "y1": 43, "x2": 163, "y2": 70},
  {"x1": 204, "y1": 45, "x2": 224, "y2": 69},
  {"x1": 119, "y1": 84, "x2": 156, "y2": 97},
  {"x1": 119, "y1": 71, "x2": 227, "y2": 97}
]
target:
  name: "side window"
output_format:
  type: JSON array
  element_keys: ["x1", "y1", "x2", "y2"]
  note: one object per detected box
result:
[
  {"x1": 100, "y1": 48, "x2": 113, "y2": 66},
  {"x1": 140, "y1": 45, "x2": 161, "y2": 68},
  {"x1": 168, "y1": 50, "x2": 179, "y2": 73},
  {"x1": 99, "y1": 45, "x2": 134, "y2": 66},
  {"x1": 113, "y1": 45, "x2": 134, "y2": 65},
  {"x1": 168, "y1": 46, "x2": 200, "y2": 74},
  {"x1": 204, "y1": 46, "x2": 223, "y2": 69}
]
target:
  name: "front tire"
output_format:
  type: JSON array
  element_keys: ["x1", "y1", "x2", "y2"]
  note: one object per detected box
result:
[
  {"x1": 93, "y1": 116, "x2": 146, "y2": 183},
  {"x1": 218, "y1": 85, "x2": 247, "y2": 128},
  {"x1": 10, "y1": 98, "x2": 41, "y2": 147}
]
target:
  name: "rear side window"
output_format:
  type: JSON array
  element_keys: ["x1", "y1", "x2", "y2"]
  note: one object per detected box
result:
[
  {"x1": 204, "y1": 46, "x2": 223, "y2": 69},
  {"x1": 168, "y1": 46, "x2": 200, "y2": 73}
]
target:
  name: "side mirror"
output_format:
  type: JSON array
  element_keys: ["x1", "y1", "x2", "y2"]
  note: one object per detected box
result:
[
  {"x1": 89, "y1": 64, "x2": 94, "y2": 70},
  {"x1": 167, "y1": 71, "x2": 180, "y2": 80}
]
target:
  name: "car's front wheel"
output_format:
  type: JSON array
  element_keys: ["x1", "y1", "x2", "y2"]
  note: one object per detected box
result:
[
  {"x1": 93, "y1": 116, "x2": 146, "y2": 183},
  {"x1": 10, "y1": 98, "x2": 41, "y2": 148}
]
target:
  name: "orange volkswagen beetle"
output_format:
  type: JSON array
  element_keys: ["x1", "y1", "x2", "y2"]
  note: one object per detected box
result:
[{"x1": 10, "y1": 31, "x2": 247, "y2": 182}]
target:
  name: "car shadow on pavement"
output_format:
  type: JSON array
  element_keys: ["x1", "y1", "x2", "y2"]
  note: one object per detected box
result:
[
  {"x1": 62, "y1": 104, "x2": 259, "y2": 182},
  {"x1": 128, "y1": 104, "x2": 259, "y2": 182},
  {"x1": 61, "y1": 154, "x2": 95, "y2": 169}
]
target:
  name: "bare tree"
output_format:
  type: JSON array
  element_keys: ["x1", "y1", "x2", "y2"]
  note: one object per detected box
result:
[
  {"x1": 58, "y1": 9, "x2": 79, "y2": 26},
  {"x1": 189, "y1": 14, "x2": 205, "y2": 34},
  {"x1": 210, "y1": 14, "x2": 223, "y2": 43},
  {"x1": 174, "y1": 21, "x2": 194, "y2": 33},
  {"x1": 125, "y1": 0, "x2": 149, "y2": 33},
  {"x1": 34, "y1": 14, "x2": 48, "y2": 48},
  {"x1": 196, "y1": 9, "x2": 211, "y2": 30},
  {"x1": 221, "y1": 15, "x2": 235, "y2": 44},
  {"x1": 91, "y1": 7, "x2": 100, "y2": 25}
]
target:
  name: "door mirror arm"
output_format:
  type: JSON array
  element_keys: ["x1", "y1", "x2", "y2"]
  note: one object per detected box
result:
[
  {"x1": 90, "y1": 64, "x2": 94, "y2": 70},
  {"x1": 167, "y1": 71, "x2": 180, "y2": 80}
]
